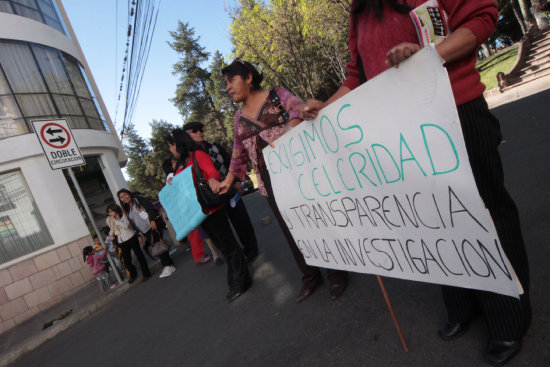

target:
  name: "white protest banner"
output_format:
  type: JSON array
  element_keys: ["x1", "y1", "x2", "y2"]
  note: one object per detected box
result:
[{"x1": 263, "y1": 47, "x2": 520, "y2": 298}]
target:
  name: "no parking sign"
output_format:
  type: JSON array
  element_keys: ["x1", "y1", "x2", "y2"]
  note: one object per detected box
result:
[{"x1": 32, "y1": 119, "x2": 85, "y2": 170}]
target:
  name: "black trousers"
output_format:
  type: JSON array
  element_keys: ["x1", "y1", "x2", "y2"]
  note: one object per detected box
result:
[
  {"x1": 226, "y1": 198, "x2": 259, "y2": 259},
  {"x1": 441, "y1": 97, "x2": 531, "y2": 341},
  {"x1": 119, "y1": 234, "x2": 151, "y2": 279},
  {"x1": 262, "y1": 166, "x2": 348, "y2": 290},
  {"x1": 201, "y1": 207, "x2": 251, "y2": 292},
  {"x1": 143, "y1": 229, "x2": 174, "y2": 267}
]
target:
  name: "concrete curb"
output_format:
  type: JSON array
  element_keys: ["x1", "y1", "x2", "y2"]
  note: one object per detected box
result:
[
  {"x1": 486, "y1": 74, "x2": 550, "y2": 109},
  {"x1": 0, "y1": 282, "x2": 131, "y2": 367}
]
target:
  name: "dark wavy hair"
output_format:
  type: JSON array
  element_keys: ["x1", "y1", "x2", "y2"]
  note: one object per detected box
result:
[
  {"x1": 162, "y1": 157, "x2": 175, "y2": 176},
  {"x1": 221, "y1": 59, "x2": 264, "y2": 91},
  {"x1": 165, "y1": 128, "x2": 202, "y2": 168},
  {"x1": 116, "y1": 189, "x2": 145, "y2": 213},
  {"x1": 351, "y1": 0, "x2": 412, "y2": 18},
  {"x1": 82, "y1": 245, "x2": 94, "y2": 262},
  {"x1": 106, "y1": 203, "x2": 123, "y2": 217}
]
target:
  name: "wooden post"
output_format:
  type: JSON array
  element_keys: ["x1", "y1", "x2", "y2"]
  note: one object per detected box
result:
[{"x1": 377, "y1": 275, "x2": 409, "y2": 352}]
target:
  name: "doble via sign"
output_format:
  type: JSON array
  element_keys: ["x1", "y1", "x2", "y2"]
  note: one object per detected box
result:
[{"x1": 32, "y1": 119, "x2": 85, "y2": 170}]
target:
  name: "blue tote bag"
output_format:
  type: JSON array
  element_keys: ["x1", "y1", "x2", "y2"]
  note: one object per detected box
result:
[{"x1": 158, "y1": 167, "x2": 207, "y2": 241}]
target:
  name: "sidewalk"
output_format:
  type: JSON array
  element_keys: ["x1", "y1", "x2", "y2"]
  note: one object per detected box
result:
[
  {"x1": 484, "y1": 74, "x2": 550, "y2": 109},
  {"x1": 0, "y1": 245, "x2": 186, "y2": 367}
]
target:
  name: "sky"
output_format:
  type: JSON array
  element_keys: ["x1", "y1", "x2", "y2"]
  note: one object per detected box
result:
[{"x1": 61, "y1": 0, "x2": 236, "y2": 140}]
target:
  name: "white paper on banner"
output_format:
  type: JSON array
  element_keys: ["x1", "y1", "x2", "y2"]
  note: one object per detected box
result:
[{"x1": 263, "y1": 47, "x2": 520, "y2": 298}]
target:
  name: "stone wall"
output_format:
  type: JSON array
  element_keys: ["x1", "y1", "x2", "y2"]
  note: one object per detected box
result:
[{"x1": 0, "y1": 236, "x2": 95, "y2": 334}]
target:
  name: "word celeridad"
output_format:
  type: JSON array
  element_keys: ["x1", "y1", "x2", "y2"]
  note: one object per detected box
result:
[{"x1": 266, "y1": 104, "x2": 460, "y2": 201}]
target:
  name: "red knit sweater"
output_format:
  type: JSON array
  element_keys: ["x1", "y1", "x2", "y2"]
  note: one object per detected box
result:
[{"x1": 343, "y1": 0, "x2": 498, "y2": 106}]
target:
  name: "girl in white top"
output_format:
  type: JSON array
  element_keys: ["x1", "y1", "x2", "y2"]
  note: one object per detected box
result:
[
  {"x1": 117, "y1": 189, "x2": 176, "y2": 278},
  {"x1": 106, "y1": 204, "x2": 151, "y2": 283}
]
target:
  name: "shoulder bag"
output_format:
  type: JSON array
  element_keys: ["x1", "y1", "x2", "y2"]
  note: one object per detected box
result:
[
  {"x1": 148, "y1": 230, "x2": 170, "y2": 257},
  {"x1": 192, "y1": 152, "x2": 237, "y2": 209}
]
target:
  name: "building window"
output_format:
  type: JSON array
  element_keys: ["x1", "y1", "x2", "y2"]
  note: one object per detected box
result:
[
  {"x1": 0, "y1": 41, "x2": 107, "y2": 138},
  {"x1": 0, "y1": 67, "x2": 26, "y2": 138},
  {"x1": 0, "y1": 170, "x2": 52, "y2": 264},
  {"x1": 0, "y1": 0, "x2": 65, "y2": 34}
]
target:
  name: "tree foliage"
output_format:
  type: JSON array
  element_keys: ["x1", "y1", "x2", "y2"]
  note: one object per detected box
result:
[
  {"x1": 503, "y1": 0, "x2": 549, "y2": 34},
  {"x1": 168, "y1": 21, "x2": 212, "y2": 122},
  {"x1": 229, "y1": 0, "x2": 351, "y2": 101},
  {"x1": 124, "y1": 120, "x2": 178, "y2": 200},
  {"x1": 124, "y1": 123, "x2": 154, "y2": 196},
  {"x1": 204, "y1": 51, "x2": 238, "y2": 153},
  {"x1": 168, "y1": 22, "x2": 235, "y2": 151},
  {"x1": 480, "y1": 0, "x2": 524, "y2": 56}
]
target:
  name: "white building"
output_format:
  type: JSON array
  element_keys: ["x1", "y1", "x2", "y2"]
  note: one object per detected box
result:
[{"x1": 0, "y1": 0, "x2": 128, "y2": 333}]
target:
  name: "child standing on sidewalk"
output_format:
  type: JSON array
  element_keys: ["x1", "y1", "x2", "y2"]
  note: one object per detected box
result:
[{"x1": 83, "y1": 246, "x2": 116, "y2": 292}]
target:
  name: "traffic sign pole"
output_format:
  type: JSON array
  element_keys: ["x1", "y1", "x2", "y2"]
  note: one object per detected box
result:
[{"x1": 33, "y1": 119, "x2": 120, "y2": 284}]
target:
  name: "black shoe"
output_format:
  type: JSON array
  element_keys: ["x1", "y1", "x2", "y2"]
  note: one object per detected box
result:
[
  {"x1": 438, "y1": 321, "x2": 470, "y2": 341},
  {"x1": 142, "y1": 275, "x2": 151, "y2": 282},
  {"x1": 296, "y1": 283, "x2": 320, "y2": 303},
  {"x1": 128, "y1": 277, "x2": 136, "y2": 284},
  {"x1": 296, "y1": 288, "x2": 314, "y2": 303},
  {"x1": 486, "y1": 340, "x2": 522, "y2": 366},
  {"x1": 330, "y1": 282, "x2": 347, "y2": 300},
  {"x1": 296, "y1": 278, "x2": 323, "y2": 303},
  {"x1": 225, "y1": 290, "x2": 243, "y2": 302}
]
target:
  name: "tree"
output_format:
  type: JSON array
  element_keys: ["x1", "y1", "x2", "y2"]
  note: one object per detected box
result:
[
  {"x1": 510, "y1": 0, "x2": 529, "y2": 34},
  {"x1": 517, "y1": 0, "x2": 536, "y2": 30},
  {"x1": 123, "y1": 124, "x2": 155, "y2": 197},
  {"x1": 479, "y1": 1, "x2": 528, "y2": 58},
  {"x1": 123, "y1": 121, "x2": 180, "y2": 200},
  {"x1": 168, "y1": 22, "x2": 231, "y2": 145},
  {"x1": 205, "y1": 51, "x2": 238, "y2": 152},
  {"x1": 531, "y1": 0, "x2": 550, "y2": 30},
  {"x1": 168, "y1": 22, "x2": 212, "y2": 122},
  {"x1": 229, "y1": 0, "x2": 351, "y2": 101},
  {"x1": 496, "y1": 2, "x2": 524, "y2": 44},
  {"x1": 147, "y1": 119, "x2": 177, "y2": 163},
  {"x1": 145, "y1": 119, "x2": 179, "y2": 191}
]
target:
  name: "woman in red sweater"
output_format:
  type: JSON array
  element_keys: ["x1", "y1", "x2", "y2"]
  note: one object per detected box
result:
[
  {"x1": 166, "y1": 129, "x2": 251, "y2": 302},
  {"x1": 305, "y1": 1, "x2": 531, "y2": 365}
]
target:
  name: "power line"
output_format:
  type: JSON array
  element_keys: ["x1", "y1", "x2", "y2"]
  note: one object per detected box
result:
[
  {"x1": 114, "y1": 0, "x2": 161, "y2": 143},
  {"x1": 113, "y1": 0, "x2": 134, "y2": 128},
  {"x1": 125, "y1": 0, "x2": 159, "y2": 128}
]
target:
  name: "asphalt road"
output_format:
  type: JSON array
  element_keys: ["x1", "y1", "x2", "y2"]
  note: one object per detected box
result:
[{"x1": 10, "y1": 90, "x2": 550, "y2": 367}]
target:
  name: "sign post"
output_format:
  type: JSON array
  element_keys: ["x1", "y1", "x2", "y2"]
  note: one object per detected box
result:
[{"x1": 32, "y1": 119, "x2": 121, "y2": 284}]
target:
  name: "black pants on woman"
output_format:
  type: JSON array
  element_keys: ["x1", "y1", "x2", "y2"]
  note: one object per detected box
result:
[
  {"x1": 119, "y1": 234, "x2": 152, "y2": 280},
  {"x1": 227, "y1": 198, "x2": 259, "y2": 260},
  {"x1": 143, "y1": 229, "x2": 174, "y2": 267},
  {"x1": 261, "y1": 163, "x2": 348, "y2": 291},
  {"x1": 441, "y1": 97, "x2": 531, "y2": 341},
  {"x1": 201, "y1": 207, "x2": 251, "y2": 292}
]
